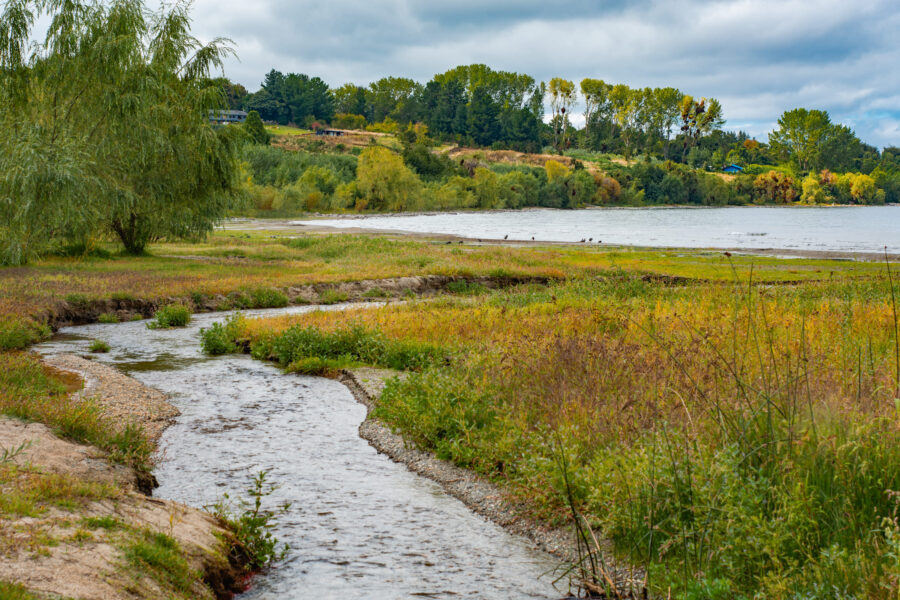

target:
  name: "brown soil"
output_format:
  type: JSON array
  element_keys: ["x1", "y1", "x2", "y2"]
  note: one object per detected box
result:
[{"x1": 0, "y1": 359, "x2": 246, "y2": 599}]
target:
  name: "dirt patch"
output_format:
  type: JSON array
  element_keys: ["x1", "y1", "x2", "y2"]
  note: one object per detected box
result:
[
  {"x1": 0, "y1": 416, "x2": 243, "y2": 599},
  {"x1": 0, "y1": 359, "x2": 246, "y2": 598}
]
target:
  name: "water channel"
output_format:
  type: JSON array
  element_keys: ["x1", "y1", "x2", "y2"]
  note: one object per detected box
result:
[{"x1": 35, "y1": 306, "x2": 561, "y2": 599}]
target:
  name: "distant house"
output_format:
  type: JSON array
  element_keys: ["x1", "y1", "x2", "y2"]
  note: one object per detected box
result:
[
  {"x1": 315, "y1": 128, "x2": 345, "y2": 137},
  {"x1": 722, "y1": 164, "x2": 744, "y2": 174},
  {"x1": 209, "y1": 110, "x2": 247, "y2": 125}
]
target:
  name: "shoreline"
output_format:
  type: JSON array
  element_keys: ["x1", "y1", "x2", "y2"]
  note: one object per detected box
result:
[
  {"x1": 0, "y1": 353, "x2": 247, "y2": 599},
  {"x1": 338, "y1": 368, "x2": 575, "y2": 559},
  {"x1": 338, "y1": 367, "x2": 640, "y2": 589},
  {"x1": 224, "y1": 217, "x2": 900, "y2": 262}
]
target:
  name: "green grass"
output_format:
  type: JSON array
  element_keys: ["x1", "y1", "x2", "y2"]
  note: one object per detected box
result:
[
  {"x1": 0, "y1": 352, "x2": 153, "y2": 473},
  {"x1": 0, "y1": 317, "x2": 50, "y2": 350},
  {"x1": 123, "y1": 529, "x2": 197, "y2": 594},
  {"x1": 265, "y1": 124, "x2": 312, "y2": 136},
  {"x1": 236, "y1": 272, "x2": 900, "y2": 598},
  {"x1": 0, "y1": 581, "x2": 43, "y2": 600},
  {"x1": 89, "y1": 339, "x2": 110, "y2": 353}
]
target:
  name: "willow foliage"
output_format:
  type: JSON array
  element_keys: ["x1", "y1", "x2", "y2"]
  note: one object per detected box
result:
[{"x1": 0, "y1": 0, "x2": 241, "y2": 263}]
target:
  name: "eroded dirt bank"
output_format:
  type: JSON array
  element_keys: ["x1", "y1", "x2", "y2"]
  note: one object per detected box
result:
[
  {"x1": 46, "y1": 274, "x2": 551, "y2": 330},
  {"x1": 0, "y1": 355, "x2": 246, "y2": 599}
]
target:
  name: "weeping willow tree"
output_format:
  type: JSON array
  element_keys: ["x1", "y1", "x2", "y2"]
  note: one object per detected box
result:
[{"x1": 0, "y1": 0, "x2": 241, "y2": 263}]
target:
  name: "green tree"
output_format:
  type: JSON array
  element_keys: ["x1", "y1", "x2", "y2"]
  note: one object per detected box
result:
[
  {"x1": 467, "y1": 87, "x2": 500, "y2": 146},
  {"x1": 654, "y1": 87, "x2": 683, "y2": 159},
  {"x1": 768, "y1": 108, "x2": 831, "y2": 172},
  {"x1": 333, "y1": 83, "x2": 367, "y2": 116},
  {"x1": 0, "y1": 0, "x2": 241, "y2": 262},
  {"x1": 244, "y1": 110, "x2": 270, "y2": 145}
]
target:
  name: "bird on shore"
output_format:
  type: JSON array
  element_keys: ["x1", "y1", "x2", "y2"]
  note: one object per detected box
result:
[
  {"x1": 588, "y1": 237, "x2": 593, "y2": 242},
  {"x1": 531, "y1": 236, "x2": 535, "y2": 240},
  {"x1": 579, "y1": 238, "x2": 586, "y2": 243},
  {"x1": 503, "y1": 234, "x2": 508, "y2": 240}
]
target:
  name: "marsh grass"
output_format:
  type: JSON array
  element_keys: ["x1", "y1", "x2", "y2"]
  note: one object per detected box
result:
[
  {"x1": 0, "y1": 233, "x2": 887, "y2": 338},
  {"x1": 241, "y1": 273, "x2": 900, "y2": 597},
  {"x1": 0, "y1": 317, "x2": 51, "y2": 350},
  {"x1": 0, "y1": 581, "x2": 44, "y2": 600},
  {"x1": 0, "y1": 463, "x2": 118, "y2": 518}
]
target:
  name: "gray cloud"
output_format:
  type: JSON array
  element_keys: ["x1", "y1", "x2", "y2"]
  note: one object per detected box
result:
[{"x1": 183, "y1": 0, "x2": 898, "y2": 147}]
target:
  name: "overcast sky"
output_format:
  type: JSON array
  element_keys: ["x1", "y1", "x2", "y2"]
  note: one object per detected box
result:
[{"x1": 169, "y1": 1, "x2": 896, "y2": 148}]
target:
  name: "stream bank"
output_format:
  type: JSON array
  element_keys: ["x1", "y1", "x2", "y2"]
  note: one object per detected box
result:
[
  {"x1": 40, "y1": 274, "x2": 552, "y2": 331},
  {"x1": 34, "y1": 307, "x2": 565, "y2": 599},
  {"x1": 0, "y1": 354, "x2": 247, "y2": 599}
]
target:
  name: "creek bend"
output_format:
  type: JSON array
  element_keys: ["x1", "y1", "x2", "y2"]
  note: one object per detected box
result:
[{"x1": 35, "y1": 306, "x2": 560, "y2": 599}]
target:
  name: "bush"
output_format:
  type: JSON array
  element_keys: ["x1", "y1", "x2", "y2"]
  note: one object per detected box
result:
[
  {"x1": 89, "y1": 340, "x2": 110, "y2": 353},
  {"x1": 247, "y1": 288, "x2": 289, "y2": 309},
  {"x1": 97, "y1": 313, "x2": 119, "y2": 324},
  {"x1": 200, "y1": 314, "x2": 246, "y2": 356},
  {"x1": 0, "y1": 317, "x2": 51, "y2": 350},
  {"x1": 318, "y1": 290, "x2": 349, "y2": 305},
  {"x1": 252, "y1": 323, "x2": 445, "y2": 372},
  {"x1": 211, "y1": 471, "x2": 289, "y2": 571},
  {"x1": 147, "y1": 304, "x2": 191, "y2": 329}
]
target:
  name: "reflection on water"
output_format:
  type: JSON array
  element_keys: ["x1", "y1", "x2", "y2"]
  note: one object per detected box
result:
[
  {"x1": 35, "y1": 307, "x2": 561, "y2": 599},
  {"x1": 302, "y1": 205, "x2": 900, "y2": 254}
]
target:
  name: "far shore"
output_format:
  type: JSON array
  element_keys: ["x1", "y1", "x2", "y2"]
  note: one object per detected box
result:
[{"x1": 221, "y1": 216, "x2": 900, "y2": 263}]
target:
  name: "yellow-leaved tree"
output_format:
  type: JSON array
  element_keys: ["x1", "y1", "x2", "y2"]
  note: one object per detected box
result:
[{"x1": 355, "y1": 147, "x2": 423, "y2": 211}]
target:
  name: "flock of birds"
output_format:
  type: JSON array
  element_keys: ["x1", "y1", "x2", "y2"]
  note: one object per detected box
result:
[{"x1": 448, "y1": 235, "x2": 602, "y2": 244}]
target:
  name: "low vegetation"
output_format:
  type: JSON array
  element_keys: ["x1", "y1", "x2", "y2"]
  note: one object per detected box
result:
[
  {"x1": 89, "y1": 340, "x2": 111, "y2": 353},
  {"x1": 1, "y1": 231, "x2": 888, "y2": 332},
  {"x1": 0, "y1": 353, "x2": 153, "y2": 473},
  {"x1": 147, "y1": 305, "x2": 191, "y2": 330},
  {"x1": 212, "y1": 265, "x2": 900, "y2": 598},
  {"x1": 210, "y1": 471, "x2": 290, "y2": 571}
]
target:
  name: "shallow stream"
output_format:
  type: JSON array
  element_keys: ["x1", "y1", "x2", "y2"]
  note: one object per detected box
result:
[{"x1": 35, "y1": 306, "x2": 561, "y2": 599}]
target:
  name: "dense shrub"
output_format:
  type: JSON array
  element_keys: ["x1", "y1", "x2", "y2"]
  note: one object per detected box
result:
[
  {"x1": 200, "y1": 314, "x2": 246, "y2": 355},
  {"x1": 251, "y1": 324, "x2": 446, "y2": 372},
  {"x1": 0, "y1": 317, "x2": 51, "y2": 350},
  {"x1": 147, "y1": 304, "x2": 191, "y2": 329}
]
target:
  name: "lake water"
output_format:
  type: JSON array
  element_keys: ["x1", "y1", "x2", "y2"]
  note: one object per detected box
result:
[
  {"x1": 36, "y1": 307, "x2": 562, "y2": 600},
  {"x1": 301, "y1": 206, "x2": 900, "y2": 254}
]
